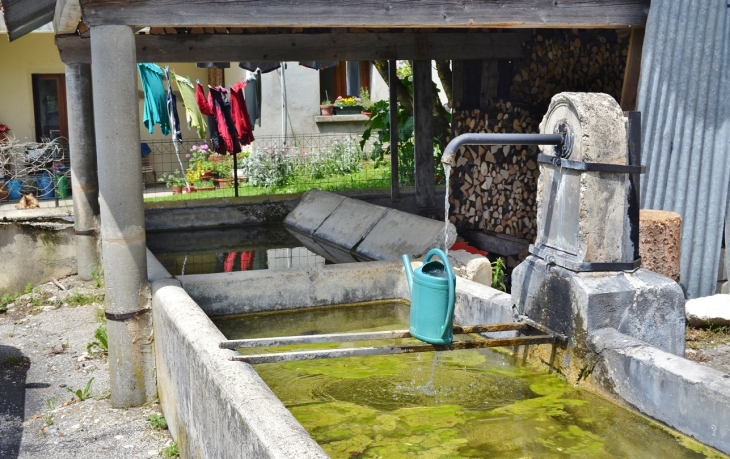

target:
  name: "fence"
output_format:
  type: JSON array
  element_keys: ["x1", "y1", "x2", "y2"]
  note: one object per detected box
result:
[
  {"x1": 141, "y1": 132, "x2": 402, "y2": 202},
  {"x1": 0, "y1": 138, "x2": 72, "y2": 211}
]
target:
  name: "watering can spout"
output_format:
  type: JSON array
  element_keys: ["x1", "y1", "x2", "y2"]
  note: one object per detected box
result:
[{"x1": 402, "y1": 254, "x2": 413, "y2": 294}]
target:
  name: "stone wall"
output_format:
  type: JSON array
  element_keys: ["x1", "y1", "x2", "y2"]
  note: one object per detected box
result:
[{"x1": 639, "y1": 209, "x2": 681, "y2": 282}]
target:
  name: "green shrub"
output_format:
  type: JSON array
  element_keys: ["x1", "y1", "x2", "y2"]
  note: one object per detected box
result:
[
  {"x1": 242, "y1": 146, "x2": 294, "y2": 188},
  {"x1": 308, "y1": 138, "x2": 362, "y2": 179}
]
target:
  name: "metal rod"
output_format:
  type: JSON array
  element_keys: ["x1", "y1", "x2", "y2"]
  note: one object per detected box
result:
[
  {"x1": 440, "y1": 133, "x2": 564, "y2": 166},
  {"x1": 388, "y1": 59, "x2": 399, "y2": 202},
  {"x1": 231, "y1": 335, "x2": 556, "y2": 364},
  {"x1": 518, "y1": 316, "x2": 568, "y2": 342},
  {"x1": 220, "y1": 322, "x2": 530, "y2": 349}
]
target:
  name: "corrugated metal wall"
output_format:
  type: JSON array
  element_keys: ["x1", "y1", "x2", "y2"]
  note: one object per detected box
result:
[{"x1": 637, "y1": 0, "x2": 730, "y2": 298}]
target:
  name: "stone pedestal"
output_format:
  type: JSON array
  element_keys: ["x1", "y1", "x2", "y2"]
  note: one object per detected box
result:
[
  {"x1": 512, "y1": 256, "x2": 685, "y2": 383},
  {"x1": 639, "y1": 209, "x2": 681, "y2": 282}
]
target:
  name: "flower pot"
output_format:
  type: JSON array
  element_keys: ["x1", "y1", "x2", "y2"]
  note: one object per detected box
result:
[
  {"x1": 335, "y1": 105, "x2": 363, "y2": 115},
  {"x1": 196, "y1": 186, "x2": 215, "y2": 192},
  {"x1": 210, "y1": 154, "x2": 223, "y2": 163},
  {"x1": 201, "y1": 170, "x2": 214, "y2": 180},
  {"x1": 320, "y1": 104, "x2": 334, "y2": 116},
  {"x1": 214, "y1": 178, "x2": 232, "y2": 189},
  {"x1": 361, "y1": 110, "x2": 372, "y2": 116},
  {"x1": 183, "y1": 185, "x2": 196, "y2": 194},
  {"x1": 171, "y1": 185, "x2": 183, "y2": 195}
]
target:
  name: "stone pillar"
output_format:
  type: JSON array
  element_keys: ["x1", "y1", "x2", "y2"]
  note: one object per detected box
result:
[
  {"x1": 511, "y1": 93, "x2": 685, "y2": 384},
  {"x1": 90, "y1": 25, "x2": 156, "y2": 408},
  {"x1": 412, "y1": 60, "x2": 435, "y2": 209},
  {"x1": 65, "y1": 63, "x2": 100, "y2": 280}
]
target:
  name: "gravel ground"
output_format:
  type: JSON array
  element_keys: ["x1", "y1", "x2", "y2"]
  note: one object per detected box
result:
[
  {"x1": 0, "y1": 276, "x2": 174, "y2": 459},
  {"x1": 685, "y1": 326, "x2": 730, "y2": 374}
]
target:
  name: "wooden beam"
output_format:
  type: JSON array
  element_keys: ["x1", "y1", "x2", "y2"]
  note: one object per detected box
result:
[
  {"x1": 413, "y1": 60, "x2": 436, "y2": 209},
  {"x1": 55, "y1": 32, "x2": 524, "y2": 64},
  {"x1": 389, "y1": 60, "x2": 400, "y2": 203},
  {"x1": 2, "y1": 0, "x2": 56, "y2": 41},
  {"x1": 54, "y1": 0, "x2": 82, "y2": 35},
  {"x1": 620, "y1": 28, "x2": 645, "y2": 111},
  {"x1": 79, "y1": 0, "x2": 649, "y2": 28}
]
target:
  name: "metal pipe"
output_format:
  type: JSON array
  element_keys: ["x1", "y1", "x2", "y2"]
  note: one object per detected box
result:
[
  {"x1": 65, "y1": 63, "x2": 100, "y2": 280},
  {"x1": 232, "y1": 335, "x2": 556, "y2": 364},
  {"x1": 440, "y1": 133, "x2": 564, "y2": 167},
  {"x1": 220, "y1": 322, "x2": 529, "y2": 349}
]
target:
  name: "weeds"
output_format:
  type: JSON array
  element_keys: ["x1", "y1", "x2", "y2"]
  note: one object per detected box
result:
[
  {"x1": 24, "y1": 282, "x2": 33, "y2": 294},
  {"x1": 43, "y1": 396, "x2": 58, "y2": 426},
  {"x1": 161, "y1": 441, "x2": 179, "y2": 458},
  {"x1": 87, "y1": 324, "x2": 108, "y2": 356},
  {"x1": 147, "y1": 413, "x2": 168, "y2": 431},
  {"x1": 491, "y1": 257, "x2": 507, "y2": 292},
  {"x1": 2, "y1": 355, "x2": 29, "y2": 369},
  {"x1": 67, "y1": 292, "x2": 103, "y2": 307},
  {"x1": 91, "y1": 268, "x2": 104, "y2": 289},
  {"x1": 66, "y1": 377, "x2": 94, "y2": 401},
  {"x1": 0, "y1": 291, "x2": 20, "y2": 313}
]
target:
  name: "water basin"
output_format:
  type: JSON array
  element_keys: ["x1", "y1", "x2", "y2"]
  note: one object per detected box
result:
[{"x1": 212, "y1": 303, "x2": 726, "y2": 459}]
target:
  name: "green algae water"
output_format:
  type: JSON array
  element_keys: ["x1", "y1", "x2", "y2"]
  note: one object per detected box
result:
[{"x1": 213, "y1": 302, "x2": 726, "y2": 459}]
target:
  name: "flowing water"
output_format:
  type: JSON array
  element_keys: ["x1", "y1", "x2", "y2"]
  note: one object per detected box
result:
[
  {"x1": 444, "y1": 164, "x2": 452, "y2": 256},
  {"x1": 213, "y1": 303, "x2": 726, "y2": 459}
]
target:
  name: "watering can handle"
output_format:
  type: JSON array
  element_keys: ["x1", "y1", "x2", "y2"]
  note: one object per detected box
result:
[{"x1": 423, "y1": 248, "x2": 456, "y2": 338}]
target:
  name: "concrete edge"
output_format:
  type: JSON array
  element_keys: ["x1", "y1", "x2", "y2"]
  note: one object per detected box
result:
[
  {"x1": 151, "y1": 278, "x2": 328, "y2": 459},
  {"x1": 588, "y1": 328, "x2": 730, "y2": 455},
  {"x1": 455, "y1": 277, "x2": 516, "y2": 337}
]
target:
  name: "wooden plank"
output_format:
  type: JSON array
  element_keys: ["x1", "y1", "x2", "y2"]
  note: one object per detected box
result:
[
  {"x1": 55, "y1": 32, "x2": 524, "y2": 64},
  {"x1": 220, "y1": 322, "x2": 530, "y2": 349},
  {"x1": 78, "y1": 0, "x2": 649, "y2": 28},
  {"x1": 389, "y1": 60, "x2": 400, "y2": 203},
  {"x1": 53, "y1": 0, "x2": 82, "y2": 35},
  {"x1": 620, "y1": 27, "x2": 645, "y2": 111},
  {"x1": 413, "y1": 59, "x2": 435, "y2": 208},
  {"x1": 2, "y1": 0, "x2": 56, "y2": 41},
  {"x1": 231, "y1": 335, "x2": 556, "y2": 364}
]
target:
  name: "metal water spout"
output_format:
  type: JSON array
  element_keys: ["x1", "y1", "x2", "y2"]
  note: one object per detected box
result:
[{"x1": 440, "y1": 133, "x2": 566, "y2": 167}]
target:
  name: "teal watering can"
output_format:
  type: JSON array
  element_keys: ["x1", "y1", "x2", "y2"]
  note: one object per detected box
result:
[{"x1": 402, "y1": 248, "x2": 456, "y2": 345}]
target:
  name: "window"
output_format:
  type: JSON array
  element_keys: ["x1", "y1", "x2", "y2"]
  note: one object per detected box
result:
[
  {"x1": 32, "y1": 74, "x2": 68, "y2": 142},
  {"x1": 320, "y1": 61, "x2": 371, "y2": 101}
]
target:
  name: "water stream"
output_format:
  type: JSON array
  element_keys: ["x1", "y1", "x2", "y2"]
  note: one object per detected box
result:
[
  {"x1": 214, "y1": 303, "x2": 726, "y2": 459},
  {"x1": 444, "y1": 164, "x2": 452, "y2": 256}
]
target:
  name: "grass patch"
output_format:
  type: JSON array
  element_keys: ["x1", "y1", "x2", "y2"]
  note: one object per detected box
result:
[
  {"x1": 67, "y1": 292, "x2": 104, "y2": 307},
  {"x1": 161, "y1": 441, "x2": 179, "y2": 458},
  {"x1": 0, "y1": 292, "x2": 20, "y2": 313},
  {"x1": 66, "y1": 377, "x2": 94, "y2": 401},
  {"x1": 144, "y1": 162, "x2": 391, "y2": 204},
  {"x1": 2, "y1": 355, "x2": 30, "y2": 369},
  {"x1": 147, "y1": 413, "x2": 168, "y2": 431}
]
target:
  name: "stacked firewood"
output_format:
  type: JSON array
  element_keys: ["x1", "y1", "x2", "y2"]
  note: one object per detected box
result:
[
  {"x1": 450, "y1": 29, "x2": 628, "y2": 242},
  {"x1": 450, "y1": 101, "x2": 541, "y2": 240}
]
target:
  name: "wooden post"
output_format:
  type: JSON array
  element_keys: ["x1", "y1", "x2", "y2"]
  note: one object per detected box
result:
[
  {"x1": 413, "y1": 60, "x2": 435, "y2": 209},
  {"x1": 620, "y1": 28, "x2": 645, "y2": 111},
  {"x1": 389, "y1": 60, "x2": 400, "y2": 202}
]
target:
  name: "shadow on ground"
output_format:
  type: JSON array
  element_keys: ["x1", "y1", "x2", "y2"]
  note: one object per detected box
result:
[{"x1": 0, "y1": 345, "x2": 29, "y2": 459}]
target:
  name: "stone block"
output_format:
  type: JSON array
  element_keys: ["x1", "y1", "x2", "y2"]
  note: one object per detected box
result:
[
  {"x1": 686, "y1": 294, "x2": 730, "y2": 327},
  {"x1": 356, "y1": 209, "x2": 457, "y2": 261},
  {"x1": 313, "y1": 197, "x2": 387, "y2": 250},
  {"x1": 639, "y1": 209, "x2": 681, "y2": 282},
  {"x1": 448, "y1": 250, "x2": 492, "y2": 287},
  {"x1": 511, "y1": 255, "x2": 685, "y2": 382},
  {"x1": 283, "y1": 189, "x2": 345, "y2": 236}
]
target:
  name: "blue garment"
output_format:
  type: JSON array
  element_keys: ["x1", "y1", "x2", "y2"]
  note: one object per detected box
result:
[
  {"x1": 137, "y1": 63, "x2": 170, "y2": 135},
  {"x1": 164, "y1": 67, "x2": 182, "y2": 142}
]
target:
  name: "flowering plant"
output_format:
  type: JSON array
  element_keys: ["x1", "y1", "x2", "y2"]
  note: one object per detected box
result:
[
  {"x1": 187, "y1": 144, "x2": 210, "y2": 169},
  {"x1": 158, "y1": 170, "x2": 187, "y2": 187},
  {"x1": 333, "y1": 96, "x2": 362, "y2": 107}
]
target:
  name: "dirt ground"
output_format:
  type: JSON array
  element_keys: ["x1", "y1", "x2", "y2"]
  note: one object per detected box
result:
[
  {"x1": 0, "y1": 275, "x2": 175, "y2": 459},
  {"x1": 685, "y1": 326, "x2": 730, "y2": 374}
]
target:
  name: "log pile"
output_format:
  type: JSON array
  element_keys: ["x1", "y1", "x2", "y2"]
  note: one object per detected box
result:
[{"x1": 450, "y1": 29, "x2": 629, "y2": 243}]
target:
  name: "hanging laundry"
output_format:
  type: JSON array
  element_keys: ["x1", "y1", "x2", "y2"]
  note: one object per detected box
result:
[
  {"x1": 230, "y1": 83, "x2": 255, "y2": 146},
  {"x1": 173, "y1": 74, "x2": 207, "y2": 139},
  {"x1": 298, "y1": 61, "x2": 338, "y2": 70},
  {"x1": 137, "y1": 63, "x2": 170, "y2": 135},
  {"x1": 238, "y1": 62, "x2": 280, "y2": 74},
  {"x1": 163, "y1": 67, "x2": 182, "y2": 143},
  {"x1": 195, "y1": 83, "x2": 241, "y2": 155},
  {"x1": 244, "y1": 73, "x2": 261, "y2": 128}
]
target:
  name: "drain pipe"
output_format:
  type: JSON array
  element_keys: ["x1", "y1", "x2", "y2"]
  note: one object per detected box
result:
[
  {"x1": 440, "y1": 133, "x2": 564, "y2": 167},
  {"x1": 65, "y1": 63, "x2": 100, "y2": 280}
]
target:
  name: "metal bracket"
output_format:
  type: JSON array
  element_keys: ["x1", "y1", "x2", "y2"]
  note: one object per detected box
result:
[
  {"x1": 105, "y1": 308, "x2": 150, "y2": 321},
  {"x1": 537, "y1": 154, "x2": 646, "y2": 174},
  {"x1": 74, "y1": 229, "x2": 96, "y2": 236},
  {"x1": 529, "y1": 244, "x2": 642, "y2": 272}
]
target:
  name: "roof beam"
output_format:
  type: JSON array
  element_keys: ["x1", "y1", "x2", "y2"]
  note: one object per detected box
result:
[
  {"x1": 54, "y1": 0, "x2": 82, "y2": 35},
  {"x1": 78, "y1": 0, "x2": 649, "y2": 28},
  {"x1": 56, "y1": 32, "x2": 525, "y2": 64}
]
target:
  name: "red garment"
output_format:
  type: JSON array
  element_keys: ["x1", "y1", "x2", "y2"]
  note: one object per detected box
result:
[
  {"x1": 195, "y1": 83, "x2": 240, "y2": 155},
  {"x1": 240, "y1": 251, "x2": 255, "y2": 271},
  {"x1": 230, "y1": 85, "x2": 255, "y2": 146},
  {"x1": 450, "y1": 242, "x2": 488, "y2": 257},
  {"x1": 223, "y1": 252, "x2": 237, "y2": 272}
]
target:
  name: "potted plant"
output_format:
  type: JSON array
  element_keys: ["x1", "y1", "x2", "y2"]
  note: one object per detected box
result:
[
  {"x1": 359, "y1": 88, "x2": 373, "y2": 116},
  {"x1": 320, "y1": 99, "x2": 334, "y2": 116},
  {"x1": 194, "y1": 179, "x2": 215, "y2": 191},
  {"x1": 212, "y1": 154, "x2": 234, "y2": 187},
  {"x1": 334, "y1": 96, "x2": 362, "y2": 115},
  {"x1": 158, "y1": 170, "x2": 187, "y2": 195}
]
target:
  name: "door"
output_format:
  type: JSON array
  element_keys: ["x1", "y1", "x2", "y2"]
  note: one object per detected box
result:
[{"x1": 32, "y1": 74, "x2": 68, "y2": 142}]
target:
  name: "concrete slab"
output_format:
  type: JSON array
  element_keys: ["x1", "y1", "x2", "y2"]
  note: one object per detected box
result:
[
  {"x1": 283, "y1": 189, "x2": 345, "y2": 236},
  {"x1": 589, "y1": 328, "x2": 730, "y2": 455},
  {"x1": 686, "y1": 294, "x2": 730, "y2": 327},
  {"x1": 313, "y1": 197, "x2": 387, "y2": 251},
  {"x1": 356, "y1": 209, "x2": 457, "y2": 261},
  {"x1": 288, "y1": 231, "x2": 341, "y2": 263}
]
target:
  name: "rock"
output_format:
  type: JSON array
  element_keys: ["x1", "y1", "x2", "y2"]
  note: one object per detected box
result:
[
  {"x1": 411, "y1": 250, "x2": 492, "y2": 287},
  {"x1": 686, "y1": 294, "x2": 730, "y2": 327}
]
